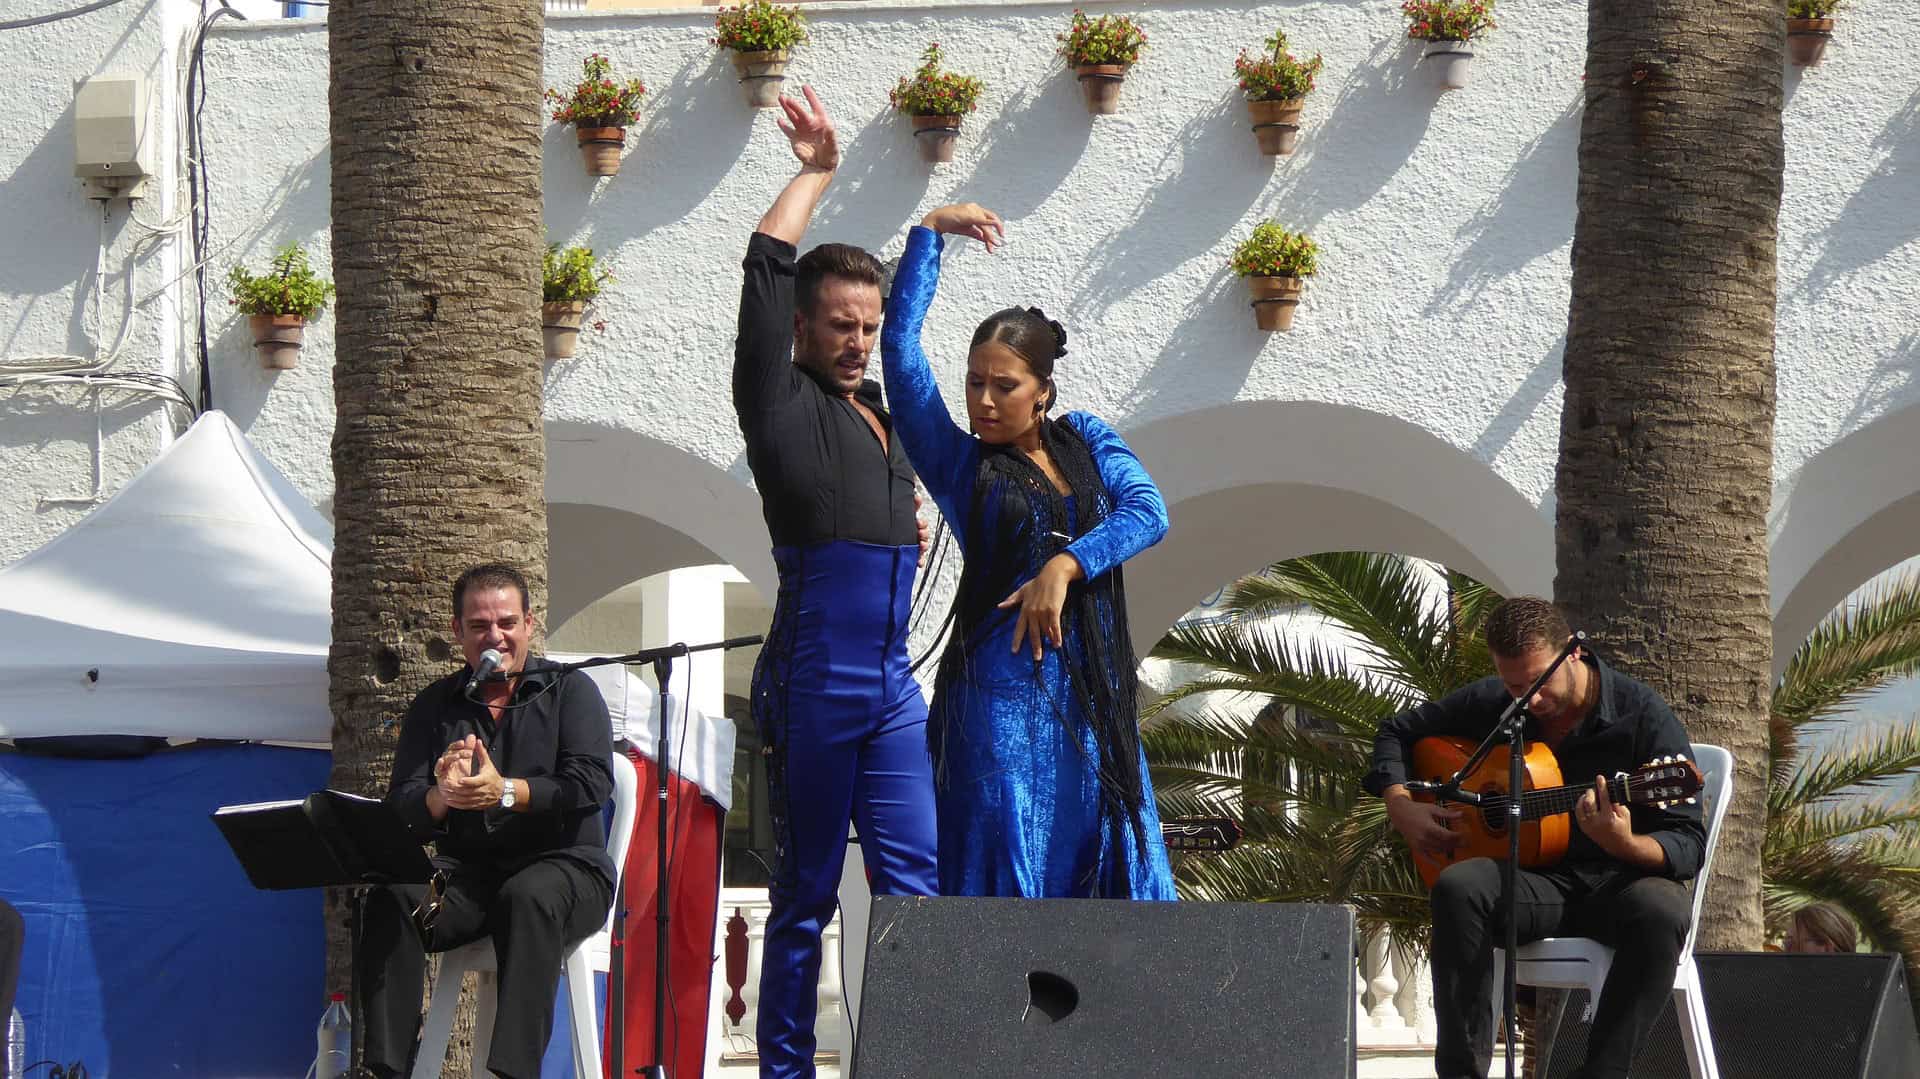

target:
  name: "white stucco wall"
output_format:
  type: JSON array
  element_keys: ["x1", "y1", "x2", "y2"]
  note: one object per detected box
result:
[
  {"x1": 3, "y1": 1, "x2": 1917, "y2": 659},
  {"x1": 0, "y1": 0, "x2": 194, "y2": 566}
]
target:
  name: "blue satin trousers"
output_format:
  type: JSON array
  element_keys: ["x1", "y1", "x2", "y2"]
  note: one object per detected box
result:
[{"x1": 750, "y1": 540, "x2": 939, "y2": 1078}]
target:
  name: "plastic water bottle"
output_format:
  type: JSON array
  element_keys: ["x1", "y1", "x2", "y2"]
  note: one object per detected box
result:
[
  {"x1": 315, "y1": 993, "x2": 350, "y2": 1079},
  {"x1": 6, "y1": 1007, "x2": 24, "y2": 1079}
]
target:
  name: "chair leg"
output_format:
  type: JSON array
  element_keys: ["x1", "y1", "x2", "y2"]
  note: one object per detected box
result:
[
  {"x1": 412, "y1": 952, "x2": 475, "y2": 1079},
  {"x1": 565, "y1": 947, "x2": 604, "y2": 1079},
  {"x1": 1673, "y1": 961, "x2": 1720, "y2": 1079},
  {"x1": 472, "y1": 969, "x2": 499, "y2": 1075}
]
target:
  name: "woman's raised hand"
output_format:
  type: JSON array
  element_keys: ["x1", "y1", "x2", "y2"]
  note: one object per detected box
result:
[{"x1": 921, "y1": 203, "x2": 1005, "y2": 253}]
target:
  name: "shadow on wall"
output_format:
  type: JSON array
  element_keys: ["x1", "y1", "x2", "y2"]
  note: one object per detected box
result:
[
  {"x1": 1116, "y1": 261, "x2": 1267, "y2": 421},
  {"x1": 544, "y1": 47, "x2": 754, "y2": 252},
  {"x1": 208, "y1": 144, "x2": 331, "y2": 427},
  {"x1": 1270, "y1": 36, "x2": 1442, "y2": 233},
  {"x1": 0, "y1": 106, "x2": 114, "y2": 357},
  {"x1": 1801, "y1": 84, "x2": 1920, "y2": 301},
  {"x1": 950, "y1": 70, "x2": 1094, "y2": 225},
  {"x1": 810, "y1": 102, "x2": 935, "y2": 253},
  {"x1": 1428, "y1": 94, "x2": 1580, "y2": 315},
  {"x1": 1471, "y1": 342, "x2": 1564, "y2": 464},
  {"x1": 1066, "y1": 91, "x2": 1269, "y2": 325}
]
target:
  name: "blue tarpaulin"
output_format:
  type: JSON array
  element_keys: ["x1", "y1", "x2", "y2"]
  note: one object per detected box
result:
[{"x1": 0, "y1": 743, "x2": 330, "y2": 1076}]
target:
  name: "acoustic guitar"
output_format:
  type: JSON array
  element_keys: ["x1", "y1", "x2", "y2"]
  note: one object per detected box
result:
[{"x1": 1405, "y1": 735, "x2": 1702, "y2": 888}]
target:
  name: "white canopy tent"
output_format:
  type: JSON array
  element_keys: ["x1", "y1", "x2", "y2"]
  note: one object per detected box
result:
[{"x1": 0, "y1": 410, "x2": 732, "y2": 804}]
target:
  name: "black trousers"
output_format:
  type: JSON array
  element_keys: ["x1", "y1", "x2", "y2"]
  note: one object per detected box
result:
[
  {"x1": 356, "y1": 853, "x2": 612, "y2": 1079},
  {"x1": 1429, "y1": 857, "x2": 1691, "y2": 1079}
]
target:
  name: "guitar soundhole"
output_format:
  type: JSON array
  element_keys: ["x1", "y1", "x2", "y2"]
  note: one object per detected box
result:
[{"x1": 1478, "y1": 802, "x2": 1504, "y2": 833}]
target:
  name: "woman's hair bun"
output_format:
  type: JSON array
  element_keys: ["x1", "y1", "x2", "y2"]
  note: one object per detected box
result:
[{"x1": 1024, "y1": 306, "x2": 1069, "y2": 358}]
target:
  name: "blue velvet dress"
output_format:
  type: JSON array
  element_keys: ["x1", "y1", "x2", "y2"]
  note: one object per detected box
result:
[{"x1": 880, "y1": 226, "x2": 1177, "y2": 900}]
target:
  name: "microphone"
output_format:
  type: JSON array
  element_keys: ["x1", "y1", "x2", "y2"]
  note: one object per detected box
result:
[{"x1": 464, "y1": 648, "x2": 504, "y2": 696}]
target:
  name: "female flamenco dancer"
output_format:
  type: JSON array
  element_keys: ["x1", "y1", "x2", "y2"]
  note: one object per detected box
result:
[{"x1": 879, "y1": 201, "x2": 1176, "y2": 900}]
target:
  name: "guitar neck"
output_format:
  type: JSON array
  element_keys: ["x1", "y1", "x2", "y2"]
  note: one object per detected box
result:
[{"x1": 1508, "y1": 775, "x2": 1629, "y2": 820}]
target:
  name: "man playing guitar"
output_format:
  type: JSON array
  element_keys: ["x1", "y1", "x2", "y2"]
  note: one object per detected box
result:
[{"x1": 1364, "y1": 597, "x2": 1706, "y2": 1079}]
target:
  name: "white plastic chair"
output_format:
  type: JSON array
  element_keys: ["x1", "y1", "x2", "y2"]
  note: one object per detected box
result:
[
  {"x1": 411, "y1": 751, "x2": 640, "y2": 1079},
  {"x1": 1493, "y1": 742, "x2": 1731, "y2": 1079}
]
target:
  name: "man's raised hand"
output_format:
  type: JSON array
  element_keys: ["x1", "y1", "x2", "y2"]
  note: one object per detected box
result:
[{"x1": 776, "y1": 85, "x2": 840, "y2": 171}]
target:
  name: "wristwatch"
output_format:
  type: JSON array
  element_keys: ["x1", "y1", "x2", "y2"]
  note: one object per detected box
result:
[{"x1": 499, "y1": 779, "x2": 517, "y2": 810}]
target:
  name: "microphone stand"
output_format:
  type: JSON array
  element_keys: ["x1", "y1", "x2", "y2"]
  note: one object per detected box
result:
[
  {"x1": 1404, "y1": 630, "x2": 1583, "y2": 1079},
  {"x1": 552, "y1": 634, "x2": 765, "y2": 1079}
]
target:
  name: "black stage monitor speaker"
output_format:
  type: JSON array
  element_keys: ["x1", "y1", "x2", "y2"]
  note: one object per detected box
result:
[
  {"x1": 851, "y1": 896, "x2": 1356, "y2": 1079},
  {"x1": 1539, "y1": 951, "x2": 1920, "y2": 1079}
]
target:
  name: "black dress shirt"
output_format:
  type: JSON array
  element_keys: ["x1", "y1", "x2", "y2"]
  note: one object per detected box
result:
[
  {"x1": 1362, "y1": 653, "x2": 1707, "y2": 879},
  {"x1": 733, "y1": 231, "x2": 920, "y2": 549},
  {"x1": 387, "y1": 657, "x2": 615, "y2": 888}
]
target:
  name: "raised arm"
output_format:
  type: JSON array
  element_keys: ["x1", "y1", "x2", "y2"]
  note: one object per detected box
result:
[
  {"x1": 880, "y1": 225, "x2": 978, "y2": 525},
  {"x1": 1060, "y1": 412, "x2": 1169, "y2": 582},
  {"x1": 735, "y1": 87, "x2": 840, "y2": 415}
]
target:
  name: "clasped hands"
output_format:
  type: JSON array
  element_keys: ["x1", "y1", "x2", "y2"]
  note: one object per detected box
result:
[{"x1": 435, "y1": 734, "x2": 506, "y2": 811}]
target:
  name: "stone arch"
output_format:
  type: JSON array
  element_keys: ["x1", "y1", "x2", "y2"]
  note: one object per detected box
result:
[
  {"x1": 544, "y1": 420, "x2": 771, "y2": 627},
  {"x1": 1118, "y1": 401, "x2": 1553, "y2": 643},
  {"x1": 1772, "y1": 402, "x2": 1920, "y2": 675}
]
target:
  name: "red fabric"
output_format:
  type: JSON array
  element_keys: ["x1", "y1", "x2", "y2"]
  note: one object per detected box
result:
[{"x1": 611, "y1": 746, "x2": 725, "y2": 1078}]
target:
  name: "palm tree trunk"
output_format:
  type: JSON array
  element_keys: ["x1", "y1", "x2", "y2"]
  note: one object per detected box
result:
[
  {"x1": 1555, "y1": 2, "x2": 1781, "y2": 949},
  {"x1": 326, "y1": 1, "x2": 548, "y2": 1071}
]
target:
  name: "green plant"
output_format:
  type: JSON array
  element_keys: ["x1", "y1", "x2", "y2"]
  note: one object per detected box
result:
[
  {"x1": 1230, "y1": 222, "x2": 1320, "y2": 279},
  {"x1": 1057, "y1": 9, "x2": 1148, "y2": 67},
  {"x1": 712, "y1": 0, "x2": 809, "y2": 53},
  {"x1": 227, "y1": 243, "x2": 334, "y2": 319},
  {"x1": 1401, "y1": 0, "x2": 1497, "y2": 42},
  {"x1": 546, "y1": 54, "x2": 647, "y2": 127},
  {"x1": 543, "y1": 243, "x2": 609, "y2": 304},
  {"x1": 1235, "y1": 27, "x2": 1325, "y2": 101},
  {"x1": 889, "y1": 43, "x2": 985, "y2": 117},
  {"x1": 1788, "y1": 0, "x2": 1843, "y2": 18},
  {"x1": 1143, "y1": 553, "x2": 1501, "y2": 949}
]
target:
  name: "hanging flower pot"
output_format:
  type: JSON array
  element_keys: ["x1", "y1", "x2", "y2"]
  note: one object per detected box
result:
[
  {"x1": 251, "y1": 314, "x2": 307, "y2": 369},
  {"x1": 542, "y1": 243, "x2": 608, "y2": 361},
  {"x1": 1075, "y1": 64, "x2": 1131, "y2": 114},
  {"x1": 731, "y1": 49, "x2": 791, "y2": 108},
  {"x1": 227, "y1": 242, "x2": 333, "y2": 371},
  {"x1": 891, "y1": 44, "x2": 985, "y2": 166},
  {"x1": 1247, "y1": 99, "x2": 1305, "y2": 155},
  {"x1": 1787, "y1": 17, "x2": 1835, "y2": 67},
  {"x1": 575, "y1": 126, "x2": 627, "y2": 177},
  {"x1": 1235, "y1": 26, "x2": 1322, "y2": 157},
  {"x1": 542, "y1": 301, "x2": 586, "y2": 360},
  {"x1": 1057, "y1": 10, "x2": 1148, "y2": 116},
  {"x1": 911, "y1": 115, "x2": 963, "y2": 163},
  {"x1": 1401, "y1": 1, "x2": 1496, "y2": 90},
  {"x1": 1230, "y1": 222, "x2": 1319, "y2": 333},
  {"x1": 713, "y1": 1, "x2": 809, "y2": 108},
  {"x1": 547, "y1": 54, "x2": 647, "y2": 179},
  {"x1": 1420, "y1": 39, "x2": 1475, "y2": 89},
  {"x1": 1246, "y1": 277, "x2": 1305, "y2": 332}
]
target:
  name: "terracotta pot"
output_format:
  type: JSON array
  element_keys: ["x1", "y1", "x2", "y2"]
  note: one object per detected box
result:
[
  {"x1": 1074, "y1": 63, "x2": 1130, "y2": 115},
  {"x1": 732, "y1": 49, "x2": 791, "y2": 108},
  {"x1": 1420, "y1": 38, "x2": 1475, "y2": 90},
  {"x1": 542, "y1": 300, "x2": 586, "y2": 360},
  {"x1": 1248, "y1": 97, "x2": 1306, "y2": 156},
  {"x1": 1787, "y1": 18, "x2": 1835, "y2": 68},
  {"x1": 912, "y1": 114, "x2": 963, "y2": 164},
  {"x1": 575, "y1": 126, "x2": 626, "y2": 177},
  {"x1": 250, "y1": 313, "x2": 305, "y2": 369},
  {"x1": 1246, "y1": 276, "x2": 1304, "y2": 332}
]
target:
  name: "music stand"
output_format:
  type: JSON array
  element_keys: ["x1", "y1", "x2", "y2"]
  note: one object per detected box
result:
[{"x1": 213, "y1": 790, "x2": 436, "y2": 1074}]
